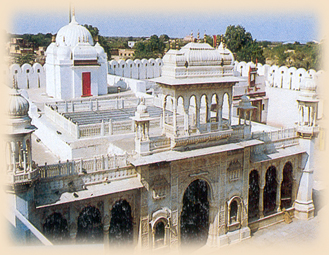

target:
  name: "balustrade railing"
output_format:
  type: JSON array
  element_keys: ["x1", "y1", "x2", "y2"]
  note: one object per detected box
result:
[
  {"x1": 149, "y1": 136, "x2": 171, "y2": 151},
  {"x1": 252, "y1": 127, "x2": 297, "y2": 142},
  {"x1": 38, "y1": 153, "x2": 133, "y2": 180}
]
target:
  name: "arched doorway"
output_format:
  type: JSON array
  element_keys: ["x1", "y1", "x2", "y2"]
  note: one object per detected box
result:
[
  {"x1": 109, "y1": 200, "x2": 133, "y2": 246},
  {"x1": 248, "y1": 170, "x2": 260, "y2": 221},
  {"x1": 180, "y1": 179, "x2": 209, "y2": 246},
  {"x1": 43, "y1": 212, "x2": 69, "y2": 244},
  {"x1": 76, "y1": 206, "x2": 103, "y2": 243},
  {"x1": 281, "y1": 162, "x2": 293, "y2": 209},
  {"x1": 264, "y1": 166, "x2": 277, "y2": 215}
]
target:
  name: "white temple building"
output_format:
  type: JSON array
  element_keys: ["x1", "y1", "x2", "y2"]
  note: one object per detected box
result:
[{"x1": 45, "y1": 13, "x2": 107, "y2": 100}]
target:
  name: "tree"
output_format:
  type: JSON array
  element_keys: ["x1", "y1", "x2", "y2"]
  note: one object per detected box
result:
[
  {"x1": 133, "y1": 35, "x2": 166, "y2": 59},
  {"x1": 224, "y1": 25, "x2": 265, "y2": 63},
  {"x1": 15, "y1": 53, "x2": 35, "y2": 66}
]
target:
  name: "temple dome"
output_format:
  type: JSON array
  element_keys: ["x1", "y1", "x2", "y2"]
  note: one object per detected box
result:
[
  {"x1": 179, "y1": 42, "x2": 223, "y2": 66},
  {"x1": 56, "y1": 15, "x2": 94, "y2": 47},
  {"x1": 9, "y1": 89, "x2": 30, "y2": 117}
]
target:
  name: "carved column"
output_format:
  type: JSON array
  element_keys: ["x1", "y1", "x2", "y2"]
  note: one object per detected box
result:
[
  {"x1": 207, "y1": 101, "x2": 212, "y2": 132},
  {"x1": 183, "y1": 101, "x2": 189, "y2": 136},
  {"x1": 69, "y1": 206, "x2": 78, "y2": 244},
  {"x1": 103, "y1": 214, "x2": 110, "y2": 249},
  {"x1": 276, "y1": 179, "x2": 282, "y2": 212},
  {"x1": 206, "y1": 202, "x2": 219, "y2": 247},
  {"x1": 173, "y1": 97, "x2": 177, "y2": 136},
  {"x1": 218, "y1": 106, "x2": 222, "y2": 130},
  {"x1": 228, "y1": 97, "x2": 232, "y2": 127},
  {"x1": 259, "y1": 186, "x2": 264, "y2": 218},
  {"x1": 196, "y1": 101, "x2": 200, "y2": 133}
]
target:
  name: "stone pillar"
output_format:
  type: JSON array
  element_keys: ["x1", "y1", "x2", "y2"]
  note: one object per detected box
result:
[
  {"x1": 206, "y1": 100, "x2": 211, "y2": 132},
  {"x1": 109, "y1": 119, "x2": 113, "y2": 135},
  {"x1": 276, "y1": 179, "x2": 282, "y2": 212},
  {"x1": 173, "y1": 98, "x2": 177, "y2": 136},
  {"x1": 184, "y1": 103, "x2": 189, "y2": 136},
  {"x1": 69, "y1": 208, "x2": 78, "y2": 244},
  {"x1": 217, "y1": 106, "x2": 222, "y2": 130},
  {"x1": 206, "y1": 202, "x2": 219, "y2": 247},
  {"x1": 23, "y1": 150, "x2": 27, "y2": 173},
  {"x1": 196, "y1": 101, "x2": 200, "y2": 133},
  {"x1": 228, "y1": 98, "x2": 232, "y2": 127},
  {"x1": 259, "y1": 186, "x2": 264, "y2": 218}
]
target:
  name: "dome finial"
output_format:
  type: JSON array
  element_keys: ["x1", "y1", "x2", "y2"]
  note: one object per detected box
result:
[
  {"x1": 70, "y1": 5, "x2": 78, "y2": 24},
  {"x1": 197, "y1": 30, "x2": 200, "y2": 43}
]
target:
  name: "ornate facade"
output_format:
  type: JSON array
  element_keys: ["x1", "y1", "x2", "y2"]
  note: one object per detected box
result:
[{"x1": 5, "y1": 18, "x2": 320, "y2": 251}]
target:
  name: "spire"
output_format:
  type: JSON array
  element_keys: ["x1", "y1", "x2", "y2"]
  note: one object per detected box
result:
[
  {"x1": 197, "y1": 30, "x2": 200, "y2": 43},
  {"x1": 191, "y1": 30, "x2": 193, "y2": 42},
  {"x1": 69, "y1": 3, "x2": 71, "y2": 23},
  {"x1": 70, "y1": 5, "x2": 78, "y2": 24},
  {"x1": 204, "y1": 31, "x2": 206, "y2": 43}
]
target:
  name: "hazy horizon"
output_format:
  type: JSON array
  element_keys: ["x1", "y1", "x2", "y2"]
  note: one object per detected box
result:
[{"x1": 9, "y1": 9, "x2": 319, "y2": 43}]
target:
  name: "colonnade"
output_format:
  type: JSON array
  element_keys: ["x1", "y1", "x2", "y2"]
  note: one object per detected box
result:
[
  {"x1": 298, "y1": 103, "x2": 317, "y2": 127},
  {"x1": 162, "y1": 91, "x2": 232, "y2": 137},
  {"x1": 6, "y1": 138, "x2": 32, "y2": 173}
]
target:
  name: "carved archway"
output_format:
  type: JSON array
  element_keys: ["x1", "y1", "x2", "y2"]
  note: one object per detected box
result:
[
  {"x1": 180, "y1": 179, "x2": 209, "y2": 246},
  {"x1": 76, "y1": 206, "x2": 103, "y2": 243},
  {"x1": 43, "y1": 212, "x2": 69, "y2": 244},
  {"x1": 109, "y1": 200, "x2": 133, "y2": 246},
  {"x1": 281, "y1": 162, "x2": 293, "y2": 209},
  {"x1": 264, "y1": 166, "x2": 277, "y2": 215},
  {"x1": 248, "y1": 170, "x2": 260, "y2": 221}
]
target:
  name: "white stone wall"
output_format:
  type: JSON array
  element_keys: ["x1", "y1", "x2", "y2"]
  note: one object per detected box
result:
[
  {"x1": 108, "y1": 58, "x2": 163, "y2": 79},
  {"x1": 233, "y1": 61, "x2": 323, "y2": 91},
  {"x1": 7, "y1": 63, "x2": 46, "y2": 89}
]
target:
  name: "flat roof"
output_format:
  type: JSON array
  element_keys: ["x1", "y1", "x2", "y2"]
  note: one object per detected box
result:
[
  {"x1": 151, "y1": 76, "x2": 244, "y2": 86},
  {"x1": 36, "y1": 177, "x2": 143, "y2": 208},
  {"x1": 130, "y1": 139, "x2": 264, "y2": 167}
]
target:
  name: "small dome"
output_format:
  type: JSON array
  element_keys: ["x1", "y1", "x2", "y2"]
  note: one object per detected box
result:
[
  {"x1": 45, "y1": 42, "x2": 57, "y2": 55},
  {"x1": 300, "y1": 77, "x2": 317, "y2": 93},
  {"x1": 95, "y1": 42, "x2": 105, "y2": 55},
  {"x1": 57, "y1": 44, "x2": 71, "y2": 60},
  {"x1": 9, "y1": 89, "x2": 30, "y2": 117},
  {"x1": 115, "y1": 79, "x2": 127, "y2": 90},
  {"x1": 72, "y1": 43, "x2": 97, "y2": 60},
  {"x1": 137, "y1": 98, "x2": 147, "y2": 114},
  {"x1": 56, "y1": 15, "x2": 93, "y2": 47},
  {"x1": 217, "y1": 42, "x2": 234, "y2": 65},
  {"x1": 238, "y1": 95, "x2": 255, "y2": 110}
]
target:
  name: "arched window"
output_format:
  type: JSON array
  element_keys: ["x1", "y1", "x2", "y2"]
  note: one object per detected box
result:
[
  {"x1": 230, "y1": 200, "x2": 238, "y2": 224},
  {"x1": 154, "y1": 221, "x2": 165, "y2": 248}
]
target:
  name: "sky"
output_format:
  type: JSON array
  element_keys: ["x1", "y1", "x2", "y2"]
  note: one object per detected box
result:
[{"x1": 9, "y1": 9, "x2": 319, "y2": 43}]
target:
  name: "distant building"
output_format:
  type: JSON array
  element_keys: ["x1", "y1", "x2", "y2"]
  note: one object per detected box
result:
[
  {"x1": 128, "y1": 41, "x2": 136, "y2": 48},
  {"x1": 111, "y1": 48, "x2": 135, "y2": 61}
]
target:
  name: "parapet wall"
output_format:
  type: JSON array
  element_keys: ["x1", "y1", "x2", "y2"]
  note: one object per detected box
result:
[
  {"x1": 234, "y1": 61, "x2": 323, "y2": 91},
  {"x1": 7, "y1": 59, "x2": 322, "y2": 92}
]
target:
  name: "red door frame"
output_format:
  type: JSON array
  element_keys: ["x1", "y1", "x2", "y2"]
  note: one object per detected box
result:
[{"x1": 82, "y1": 72, "x2": 91, "y2": 97}]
